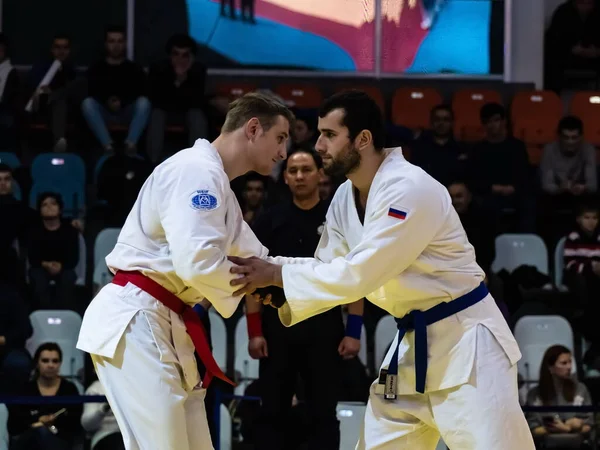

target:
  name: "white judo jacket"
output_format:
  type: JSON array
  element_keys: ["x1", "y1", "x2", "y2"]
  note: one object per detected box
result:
[
  {"x1": 278, "y1": 148, "x2": 522, "y2": 395},
  {"x1": 77, "y1": 140, "x2": 297, "y2": 385}
]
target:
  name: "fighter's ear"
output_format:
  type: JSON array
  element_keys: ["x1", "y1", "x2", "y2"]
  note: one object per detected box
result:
[
  {"x1": 245, "y1": 117, "x2": 261, "y2": 140},
  {"x1": 356, "y1": 129, "x2": 373, "y2": 150}
]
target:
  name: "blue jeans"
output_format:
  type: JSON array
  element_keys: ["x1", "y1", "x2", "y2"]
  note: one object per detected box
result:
[{"x1": 81, "y1": 96, "x2": 151, "y2": 147}]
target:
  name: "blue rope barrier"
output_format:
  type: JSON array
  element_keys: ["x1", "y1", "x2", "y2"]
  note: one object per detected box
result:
[{"x1": 0, "y1": 395, "x2": 107, "y2": 404}]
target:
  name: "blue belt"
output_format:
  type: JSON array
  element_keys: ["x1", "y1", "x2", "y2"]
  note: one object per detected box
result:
[{"x1": 384, "y1": 282, "x2": 489, "y2": 398}]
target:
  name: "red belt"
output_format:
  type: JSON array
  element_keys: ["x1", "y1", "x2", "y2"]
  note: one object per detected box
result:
[{"x1": 112, "y1": 270, "x2": 235, "y2": 389}]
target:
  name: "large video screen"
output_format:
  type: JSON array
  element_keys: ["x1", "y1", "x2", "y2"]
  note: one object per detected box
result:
[{"x1": 186, "y1": 0, "x2": 502, "y2": 74}]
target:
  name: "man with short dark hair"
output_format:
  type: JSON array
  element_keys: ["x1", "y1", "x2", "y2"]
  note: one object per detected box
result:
[
  {"x1": 541, "y1": 114, "x2": 596, "y2": 197},
  {"x1": 78, "y1": 92, "x2": 295, "y2": 450},
  {"x1": 146, "y1": 34, "x2": 209, "y2": 163},
  {"x1": 411, "y1": 104, "x2": 469, "y2": 187},
  {"x1": 469, "y1": 102, "x2": 533, "y2": 232},
  {"x1": 229, "y1": 91, "x2": 534, "y2": 450},
  {"x1": 81, "y1": 26, "x2": 150, "y2": 155}
]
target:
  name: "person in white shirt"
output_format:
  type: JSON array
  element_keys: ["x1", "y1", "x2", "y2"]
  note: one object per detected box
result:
[
  {"x1": 81, "y1": 379, "x2": 124, "y2": 450},
  {"x1": 228, "y1": 90, "x2": 536, "y2": 450},
  {"x1": 77, "y1": 92, "x2": 295, "y2": 450}
]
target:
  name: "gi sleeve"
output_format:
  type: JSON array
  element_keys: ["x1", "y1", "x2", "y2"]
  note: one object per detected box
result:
[
  {"x1": 278, "y1": 177, "x2": 444, "y2": 326},
  {"x1": 156, "y1": 161, "x2": 268, "y2": 318}
]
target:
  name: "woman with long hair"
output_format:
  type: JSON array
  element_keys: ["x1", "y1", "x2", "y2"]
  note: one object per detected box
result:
[
  {"x1": 527, "y1": 345, "x2": 592, "y2": 439},
  {"x1": 7, "y1": 342, "x2": 82, "y2": 450}
]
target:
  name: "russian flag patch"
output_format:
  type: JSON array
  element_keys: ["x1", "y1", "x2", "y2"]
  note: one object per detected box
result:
[{"x1": 388, "y1": 207, "x2": 407, "y2": 220}]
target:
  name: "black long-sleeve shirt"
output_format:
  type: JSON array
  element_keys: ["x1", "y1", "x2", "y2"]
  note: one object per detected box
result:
[
  {"x1": 86, "y1": 59, "x2": 146, "y2": 106},
  {"x1": 469, "y1": 137, "x2": 530, "y2": 195},
  {"x1": 0, "y1": 283, "x2": 32, "y2": 353},
  {"x1": 8, "y1": 378, "x2": 82, "y2": 441},
  {"x1": 148, "y1": 60, "x2": 207, "y2": 112},
  {"x1": 27, "y1": 221, "x2": 79, "y2": 270}
]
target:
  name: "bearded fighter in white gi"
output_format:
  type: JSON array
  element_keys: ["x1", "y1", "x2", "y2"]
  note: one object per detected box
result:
[
  {"x1": 229, "y1": 91, "x2": 536, "y2": 450},
  {"x1": 77, "y1": 92, "x2": 297, "y2": 450}
]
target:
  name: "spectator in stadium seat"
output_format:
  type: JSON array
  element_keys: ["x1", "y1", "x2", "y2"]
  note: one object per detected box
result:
[
  {"x1": 469, "y1": 102, "x2": 534, "y2": 232},
  {"x1": 526, "y1": 345, "x2": 592, "y2": 443},
  {"x1": 81, "y1": 25, "x2": 150, "y2": 156},
  {"x1": 318, "y1": 172, "x2": 335, "y2": 204},
  {"x1": 240, "y1": 172, "x2": 267, "y2": 226},
  {"x1": 27, "y1": 193, "x2": 79, "y2": 310},
  {"x1": 0, "y1": 282, "x2": 33, "y2": 395},
  {"x1": 28, "y1": 34, "x2": 78, "y2": 152},
  {"x1": 81, "y1": 377, "x2": 125, "y2": 450},
  {"x1": 447, "y1": 181, "x2": 496, "y2": 276},
  {"x1": 545, "y1": 0, "x2": 600, "y2": 90},
  {"x1": 541, "y1": 115, "x2": 596, "y2": 202},
  {"x1": 563, "y1": 204, "x2": 600, "y2": 312},
  {"x1": 291, "y1": 109, "x2": 317, "y2": 150},
  {"x1": 146, "y1": 34, "x2": 209, "y2": 163},
  {"x1": 410, "y1": 105, "x2": 469, "y2": 187},
  {"x1": 0, "y1": 33, "x2": 19, "y2": 150},
  {"x1": 95, "y1": 154, "x2": 153, "y2": 226},
  {"x1": 0, "y1": 164, "x2": 35, "y2": 286},
  {"x1": 8, "y1": 343, "x2": 83, "y2": 450}
]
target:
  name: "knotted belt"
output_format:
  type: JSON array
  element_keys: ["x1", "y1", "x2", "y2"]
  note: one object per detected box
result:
[
  {"x1": 385, "y1": 282, "x2": 489, "y2": 399},
  {"x1": 112, "y1": 270, "x2": 235, "y2": 389}
]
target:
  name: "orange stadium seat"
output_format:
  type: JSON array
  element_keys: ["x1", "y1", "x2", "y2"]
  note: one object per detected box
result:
[
  {"x1": 334, "y1": 85, "x2": 386, "y2": 116},
  {"x1": 214, "y1": 82, "x2": 258, "y2": 99},
  {"x1": 452, "y1": 89, "x2": 502, "y2": 142},
  {"x1": 511, "y1": 90, "x2": 562, "y2": 147},
  {"x1": 391, "y1": 87, "x2": 442, "y2": 129},
  {"x1": 569, "y1": 91, "x2": 600, "y2": 146},
  {"x1": 274, "y1": 84, "x2": 323, "y2": 108}
]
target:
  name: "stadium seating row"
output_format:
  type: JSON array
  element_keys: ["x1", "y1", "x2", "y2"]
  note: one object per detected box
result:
[{"x1": 215, "y1": 83, "x2": 600, "y2": 148}]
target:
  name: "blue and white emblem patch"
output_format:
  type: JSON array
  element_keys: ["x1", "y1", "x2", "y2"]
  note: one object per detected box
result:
[{"x1": 189, "y1": 189, "x2": 219, "y2": 211}]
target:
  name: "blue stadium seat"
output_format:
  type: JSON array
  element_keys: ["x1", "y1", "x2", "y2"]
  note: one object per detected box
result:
[
  {"x1": 94, "y1": 228, "x2": 121, "y2": 268},
  {"x1": 31, "y1": 153, "x2": 85, "y2": 186},
  {"x1": 491, "y1": 233, "x2": 549, "y2": 275},
  {"x1": 75, "y1": 233, "x2": 86, "y2": 286},
  {"x1": 514, "y1": 315, "x2": 575, "y2": 384},
  {"x1": 0, "y1": 151, "x2": 20, "y2": 169},
  {"x1": 554, "y1": 236, "x2": 567, "y2": 291},
  {"x1": 29, "y1": 182, "x2": 86, "y2": 218},
  {"x1": 220, "y1": 404, "x2": 232, "y2": 450},
  {"x1": 11, "y1": 180, "x2": 21, "y2": 201},
  {"x1": 26, "y1": 310, "x2": 85, "y2": 380}
]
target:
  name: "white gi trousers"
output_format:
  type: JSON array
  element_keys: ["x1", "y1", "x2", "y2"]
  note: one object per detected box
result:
[
  {"x1": 91, "y1": 307, "x2": 213, "y2": 450},
  {"x1": 358, "y1": 325, "x2": 535, "y2": 450}
]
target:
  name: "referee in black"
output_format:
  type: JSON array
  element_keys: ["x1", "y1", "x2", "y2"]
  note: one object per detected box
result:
[{"x1": 245, "y1": 147, "x2": 365, "y2": 450}]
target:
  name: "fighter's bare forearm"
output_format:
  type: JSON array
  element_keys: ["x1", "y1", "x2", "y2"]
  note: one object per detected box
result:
[{"x1": 347, "y1": 298, "x2": 365, "y2": 316}]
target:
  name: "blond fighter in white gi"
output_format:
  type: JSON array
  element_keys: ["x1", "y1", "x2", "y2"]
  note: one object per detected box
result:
[
  {"x1": 77, "y1": 93, "x2": 299, "y2": 450},
  {"x1": 229, "y1": 91, "x2": 536, "y2": 450}
]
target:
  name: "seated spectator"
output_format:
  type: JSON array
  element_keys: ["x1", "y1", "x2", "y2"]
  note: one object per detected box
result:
[
  {"x1": 28, "y1": 34, "x2": 78, "y2": 152},
  {"x1": 447, "y1": 181, "x2": 496, "y2": 275},
  {"x1": 411, "y1": 105, "x2": 469, "y2": 187},
  {"x1": 469, "y1": 102, "x2": 534, "y2": 232},
  {"x1": 541, "y1": 115, "x2": 596, "y2": 200},
  {"x1": 240, "y1": 172, "x2": 267, "y2": 226},
  {"x1": 291, "y1": 109, "x2": 317, "y2": 150},
  {"x1": 146, "y1": 34, "x2": 209, "y2": 163},
  {"x1": 28, "y1": 193, "x2": 79, "y2": 310},
  {"x1": 545, "y1": 0, "x2": 600, "y2": 90},
  {"x1": 526, "y1": 345, "x2": 592, "y2": 445},
  {"x1": 0, "y1": 33, "x2": 19, "y2": 150},
  {"x1": 0, "y1": 164, "x2": 35, "y2": 286},
  {"x1": 81, "y1": 378, "x2": 125, "y2": 450},
  {"x1": 95, "y1": 154, "x2": 153, "y2": 226},
  {"x1": 0, "y1": 282, "x2": 33, "y2": 395},
  {"x1": 8, "y1": 343, "x2": 82, "y2": 450},
  {"x1": 81, "y1": 25, "x2": 150, "y2": 156},
  {"x1": 319, "y1": 172, "x2": 335, "y2": 204}
]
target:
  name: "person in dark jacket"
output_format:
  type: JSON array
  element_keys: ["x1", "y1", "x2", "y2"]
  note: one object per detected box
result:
[
  {"x1": 27, "y1": 192, "x2": 79, "y2": 310},
  {"x1": 146, "y1": 34, "x2": 209, "y2": 163},
  {"x1": 0, "y1": 283, "x2": 33, "y2": 395},
  {"x1": 8, "y1": 342, "x2": 83, "y2": 450}
]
